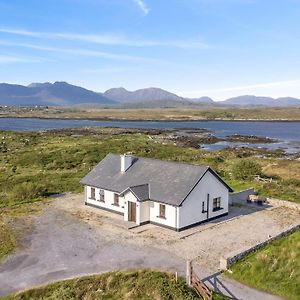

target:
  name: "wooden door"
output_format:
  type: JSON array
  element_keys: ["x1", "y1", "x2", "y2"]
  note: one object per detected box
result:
[{"x1": 129, "y1": 202, "x2": 136, "y2": 222}]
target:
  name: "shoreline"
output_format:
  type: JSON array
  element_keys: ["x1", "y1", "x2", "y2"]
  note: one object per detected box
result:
[{"x1": 1, "y1": 116, "x2": 300, "y2": 122}]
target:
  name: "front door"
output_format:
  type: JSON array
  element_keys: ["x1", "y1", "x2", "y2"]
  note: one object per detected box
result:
[{"x1": 128, "y1": 202, "x2": 136, "y2": 222}]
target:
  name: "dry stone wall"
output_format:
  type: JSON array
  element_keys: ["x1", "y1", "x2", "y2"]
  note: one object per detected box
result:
[{"x1": 220, "y1": 223, "x2": 300, "y2": 270}]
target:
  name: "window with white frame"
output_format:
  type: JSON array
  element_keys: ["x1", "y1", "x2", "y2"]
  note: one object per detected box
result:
[
  {"x1": 90, "y1": 187, "x2": 96, "y2": 200},
  {"x1": 113, "y1": 193, "x2": 119, "y2": 206},
  {"x1": 159, "y1": 204, "x2": 166, "y2": 219},
  {"x1": 213, "y1": 197, "x2": 221, "y2": 211},
  {"x1": 99, "y1": 189, "x2": 105, "y2": 202}
]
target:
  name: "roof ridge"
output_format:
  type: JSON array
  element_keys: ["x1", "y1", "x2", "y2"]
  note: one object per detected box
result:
[
  {"x1": 108, "y1": 153, "x2": 209, "y2": 169},
  {"x1": 130, "y1": 183, "x2": 149, "y2": 188}
]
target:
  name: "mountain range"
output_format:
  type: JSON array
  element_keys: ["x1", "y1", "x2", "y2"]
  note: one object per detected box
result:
[{"x1": 0, "y1": 81, "x2": 300, "y2": 107}]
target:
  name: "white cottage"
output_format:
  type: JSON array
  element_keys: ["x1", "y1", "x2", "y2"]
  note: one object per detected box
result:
[{"x1": 80, "y1": 153, "x2": 233, "y2": 231}]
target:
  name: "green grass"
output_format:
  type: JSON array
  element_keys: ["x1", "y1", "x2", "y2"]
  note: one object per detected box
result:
[
  {"x1": 0, "y1": 199, "x2": 50, "y2": 260},
  {"x1": 0, "y1": 128, "x2": 298, "y2": 261},
  {"x1": 229, "y1": 230, "x2": 300, "y2": 300},
  {"x1": 0, "y1": 217, "x2": 15, "y2": 260},
  {"x1": 2, "y1": 270, "x2": 198, "y2": 300},
  {"x1": 3, "y1": 106, "x2": 300, "y2": 121},
  {"x1": 2, "y1": 270, "x2": 228, "y2": 300},
  {"x1": 0, "y1": 129, "x2": 299, "y2": 209}
]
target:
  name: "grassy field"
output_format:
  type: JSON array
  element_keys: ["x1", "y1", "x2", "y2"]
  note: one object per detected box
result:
[
  {"x1": 1, "y1": 270, "x2": 227, "y2": 300},
  {"x1": 0, "y1": 128, "x2": 299, "y2": 209},
  {"x1": 0, "y1": 128, "x2": 299, "y2": 260},
  {"x1": 229, "y1": 230, "x2": 300, "y2": 300},
  {"x1": 0, "y1": 128, "x2": 298, "y2": 299},
  {"x1": 2, "y1": 270, "x2": 198, "y2": 300},
  {"x1": 1, "y1": 106, "x2": 300, "y2": 121}
]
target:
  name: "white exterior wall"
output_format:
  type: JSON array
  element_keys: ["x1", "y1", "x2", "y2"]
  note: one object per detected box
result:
[
  {"x1": 85, "y1": 170, "x2": 229, "y2": 231},
  {"x1": 85, "y1": 186, "x2": 125, "y2": 214},
  {"x1": 178, "y1": 171, "x2": 229, "y2": 229},
  {"x1": 140, "y1": 201, "x2": 150, "y2": 224},
  {"x1": 149, "y1": 201, "x2": 177, "y2": 228},
  {"x1": 123, "y1": 191, "x2": 140, "y2": 224}
]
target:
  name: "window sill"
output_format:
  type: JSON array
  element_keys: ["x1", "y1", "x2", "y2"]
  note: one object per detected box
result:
[
  {"x1": 157, "y1": 216, "x2": 166, "y2": 220},
  {"x1": 99, "y1": 200, "x2": 105, "y2": 203},
  {"x1": 112, "y1": 203, "x2": 120, "y2": 207},
  {"x1": 213, "y1": 207, "x2": 223, "y2": 212},
  {"x1": 89, "y1": 197, "x2": 96, "y2": 201}
]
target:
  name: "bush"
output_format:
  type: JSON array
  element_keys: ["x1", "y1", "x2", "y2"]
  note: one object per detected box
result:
[
  {"x1": 10, "y1": 182, "x2": 47, "y2": 201},
  {"x1": 231, "y1": 159, "x2": 262, "y2": 180}
]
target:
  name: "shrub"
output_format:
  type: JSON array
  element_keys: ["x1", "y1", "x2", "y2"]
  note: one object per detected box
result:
[
  {"x1": 10, "y1": 182, "x2": 47, "y2": 201},
  {"x1": 231, "y1": 159, "x2": 262, "y2": 180}
]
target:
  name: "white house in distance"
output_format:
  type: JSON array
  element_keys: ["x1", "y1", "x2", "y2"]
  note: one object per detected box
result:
[{"x1": 80, "y1": 153, "x2": 233, "y2": 231}]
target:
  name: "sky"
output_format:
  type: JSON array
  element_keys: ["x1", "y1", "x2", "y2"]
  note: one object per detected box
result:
[{"x1": 0, "y1": 0, "x2": 300, "y2": 100}]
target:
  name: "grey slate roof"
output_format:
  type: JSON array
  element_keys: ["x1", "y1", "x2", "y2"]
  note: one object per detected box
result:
[
  {"x1": 80, "y1": 153, "x2": 232, "y2": 206},
  {"x1": 124, "y1": 184, "x2": 149, "y2": 201}
]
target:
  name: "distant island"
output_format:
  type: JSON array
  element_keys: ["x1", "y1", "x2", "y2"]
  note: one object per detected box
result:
[{"x1": 1, "y1": 81, "x2": 300, "y2": 107}]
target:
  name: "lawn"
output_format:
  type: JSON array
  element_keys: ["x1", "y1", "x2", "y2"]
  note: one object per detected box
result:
[
  {"x1": 1, "y1": 270, "x2": 227, "y2": 300},
  {"x1": 229, "y1": 230, "x2": 300, "y2": 300}
]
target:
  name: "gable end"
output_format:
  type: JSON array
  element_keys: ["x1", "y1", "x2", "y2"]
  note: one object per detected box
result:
[{"x1": 179, "y1": 168, "x2": 233, "y2": 206}]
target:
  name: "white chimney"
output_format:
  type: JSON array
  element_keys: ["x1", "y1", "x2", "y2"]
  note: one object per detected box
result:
[{"x1": 120, "y1": 154, "x2": 134, "y2": 172}]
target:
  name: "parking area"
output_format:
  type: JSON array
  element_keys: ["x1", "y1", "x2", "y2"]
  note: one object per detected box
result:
[
  {"x1": 57, "y1": 193, "x2": 300, "y2": 270},
  {"x1": 0, "y1": 193, "x2": 299, "y2": 298}
]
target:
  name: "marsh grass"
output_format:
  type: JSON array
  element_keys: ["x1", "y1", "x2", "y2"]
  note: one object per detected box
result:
[
  {"x1": 2, "y1": 270, "x2": 229, "y2": 300},
  {"x1": 229, "y1": 230, "x2": 300, "y2": 300},
  {"x1": 2, "y1": 106, "x2": 300, "y2": 121},
  {"x1": 0, "y1": 218, "x2": 15, "y2": 260},
  {"x1": 3, "y1": 270, "x2": 199, "y2": 300},
  {"x1": 0, "y1": 129, "x2": 299, "y2": 209}
]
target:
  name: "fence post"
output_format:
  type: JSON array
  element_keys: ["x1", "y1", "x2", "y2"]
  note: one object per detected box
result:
[{"x1": 186, "y1": 260, "x2": 192, "y2": 286}]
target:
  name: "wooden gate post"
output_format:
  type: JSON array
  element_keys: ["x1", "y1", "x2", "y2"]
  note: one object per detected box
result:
[{"x1": 186, "y1": 260, "x2": 192, "y2": 286}]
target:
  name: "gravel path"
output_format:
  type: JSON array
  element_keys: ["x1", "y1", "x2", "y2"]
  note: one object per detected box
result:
[{"x1": 0, "y1": 194, "x2": 292, "y2": 299}]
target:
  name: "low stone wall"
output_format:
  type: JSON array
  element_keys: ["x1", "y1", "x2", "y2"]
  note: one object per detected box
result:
[
  {"x1": 220, "y1": 223, "x2": 300, "y2": 270},
  {"x1": 266, "y1": 198, "x2": 300, "y2": 210},
  {"x1": 229, "y1": 188, "x2": 255, "y2": 205}
]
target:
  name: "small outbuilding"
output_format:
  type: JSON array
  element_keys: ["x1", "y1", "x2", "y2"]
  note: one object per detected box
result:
[{"x1": 80, "y1": 153, "x2": 233, "y2": 231}]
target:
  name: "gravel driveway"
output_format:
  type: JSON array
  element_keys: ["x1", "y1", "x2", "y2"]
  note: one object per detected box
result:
[{"x1": 1, "y1": 193, "x2": 296, "y2": 299}]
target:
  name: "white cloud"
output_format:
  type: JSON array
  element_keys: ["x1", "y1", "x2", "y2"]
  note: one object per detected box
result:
[
  {"x1": 0, "y1": 54, "x2": 45, "y2": 64},
  {"x1": 132, "y1": 0, "x2": 150, "y2": 15},
  {"x1": 82, "y1": 67, "x2": 134, "y2": 74},
  {"x1": 180, "y1": 79, "x2": 300, "y2": 100},
  {"x1": 0, "y1": 40, "x2": 158, "y2": 62},
  {"x1": 185, "y1": 79, "x2": 300, "y2": 94},
  {"x1": 0, "y1": 28, "x2": 210, "y2": 49}
]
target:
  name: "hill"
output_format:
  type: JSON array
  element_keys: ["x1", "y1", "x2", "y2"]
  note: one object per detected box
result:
[
  {"x1": 0, "y1": 82, "x2": 115, "y2": 106},
  {"x1": 104, "y1": 87, "x2": 185, "y2": 103},
  {"x1": 222, "y1": 95, "x2": 300, "y2": 107},
  {"x1": 1, "y1": 82, "x2": 300, "y2": 107}
]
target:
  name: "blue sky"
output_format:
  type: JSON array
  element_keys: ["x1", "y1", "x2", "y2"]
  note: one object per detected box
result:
[{"x1": 0, "y1": 0, "x2": 300, "y2": 100}]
